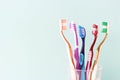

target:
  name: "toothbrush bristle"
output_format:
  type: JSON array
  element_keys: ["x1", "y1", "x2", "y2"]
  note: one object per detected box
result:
[
  {"x1": 102, "y1": 28, "x2": 107, "y2": 33},
  {"x1": 70, "y1": 21, "x2": 76, "y2": 32},
  {"x1": 102, "y1": 22, "x2": 108, "y2": 33},
  {"x1": 60, "y1": 19, "x2": 67, "y2": 30},
  {"x1": 93, "y1": 24, "x2": 98, "y2": 28},
  {"x1": 92, "y1": 24, "x2": 98, "y2": 35},
  {"x1": 102, "y1": 22, "x2": 108, "y2": 26},
  {"x1": 79, "y1": 25, "x2": 86, "y2": 38}
]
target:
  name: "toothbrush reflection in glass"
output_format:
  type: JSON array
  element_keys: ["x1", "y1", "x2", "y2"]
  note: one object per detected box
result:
[
  {"x1": 78, "y1": 25, "x2": 86, "y2": 80},
  {"x1": 70, "y1": 21, "x2": 80, "y2": 69},
  {"x1": 86, "y1": 24, "x2": 98, "y2": 80},
  {"x1": 90, "y1": 22, "x2": 108, "y2": 80},
  {"x1": 59, "y1": 19, "x2": 75, "y2": 69}
]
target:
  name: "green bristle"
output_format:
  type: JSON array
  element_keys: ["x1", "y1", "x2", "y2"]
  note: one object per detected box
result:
[
  {"x1": 102, "y1": 28, "x2": 107, "y2": 33},
  {"x1": 102, "y1": 22, "x2": 108, "y2": 33},
  {"x1": 102, "y1": 22, "x2": 108, "y2": 26}
]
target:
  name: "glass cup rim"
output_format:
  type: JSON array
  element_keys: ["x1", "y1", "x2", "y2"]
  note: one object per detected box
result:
[{"x1": 71, "y1": 65, "x2": 103, "y2": 72}]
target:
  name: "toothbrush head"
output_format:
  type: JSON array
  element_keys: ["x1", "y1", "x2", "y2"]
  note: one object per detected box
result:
[
  {"x1": 69, "y1": 21, "x2": 77, "y2": 33},
  {"x1": 78, "y1": 25, "x2": 86, "y2": 38},
  {"x1": 102, "y1": 22, "x2": 108, "y2": 33},
  {"x1": 60, "y1": 19, "x2": 67, "y2": 31},
  {"x1": 92, "y1": 24, "x2": 98, "y2": 36}
]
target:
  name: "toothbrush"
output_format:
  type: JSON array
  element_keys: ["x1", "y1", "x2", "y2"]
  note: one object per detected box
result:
[
  {"x1": 78, "y1": 25, "x2": 86, "y2": 80},
  {"x1": 70, "y1": 21, "x2": 80, "y2": 69},
  {"x1": 90, "y1": 22, "x2": 108, "y2": 80},
  {"x1": 59, "y1": 19, "x2": 75, "y2": 69},
  {"x1": 86, "y1": 24, "x2": 98, "y2": 80}
]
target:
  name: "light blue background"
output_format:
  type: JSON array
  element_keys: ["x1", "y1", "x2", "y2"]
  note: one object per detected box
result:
[{"x1": 0, "y1": 0, "x2": 119, "y2": 80}]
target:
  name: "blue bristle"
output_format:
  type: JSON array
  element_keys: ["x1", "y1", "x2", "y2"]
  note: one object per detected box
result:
[{"x1": 78, "y1": 25, "x2": 86, "y2": 38}]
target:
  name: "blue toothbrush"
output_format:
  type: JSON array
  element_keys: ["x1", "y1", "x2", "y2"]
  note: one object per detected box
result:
[{"x1": 78, "y1": 25, "x2": 86, "y2": 80}]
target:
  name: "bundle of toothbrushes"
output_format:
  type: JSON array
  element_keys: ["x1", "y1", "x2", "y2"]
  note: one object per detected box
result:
[{"x1": 59, "y1": 19, "x2": 108, "y2": 80}]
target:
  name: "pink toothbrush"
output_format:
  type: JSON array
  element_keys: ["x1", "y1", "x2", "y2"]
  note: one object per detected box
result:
[{"x1": 86, "y1": 24, "x2": 98, "y2": 80}]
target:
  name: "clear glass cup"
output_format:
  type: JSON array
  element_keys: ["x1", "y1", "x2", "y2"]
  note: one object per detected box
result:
[{"x1": 70, "y1": 66, "x2": 102, "y2": 80}]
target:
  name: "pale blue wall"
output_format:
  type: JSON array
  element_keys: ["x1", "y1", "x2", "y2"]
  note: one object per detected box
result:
[{"x1": 0, "y1": 0, "x2": 119, "y2": 80}]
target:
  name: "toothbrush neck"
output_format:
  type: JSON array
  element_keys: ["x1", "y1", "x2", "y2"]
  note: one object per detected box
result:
[
  {"x1": 90, "y1": 36, "x2": 97, "y2": 51},
  {"x1": 97, "y1": 33, "x2": 108, "y2": 51},
  {"x1": 75, "y1": 32, "x2": 79, "y2": 46},
  {"x1": 81, "y1": 38, "x2": 85, "y2": 53}
]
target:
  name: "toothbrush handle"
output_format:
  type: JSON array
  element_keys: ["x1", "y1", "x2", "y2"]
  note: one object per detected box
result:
[
  {"x1": 86, "y1": 51, "x2": 93, "y2": 70},
  {"x1": 89, "y1": 60, "x2": 97, "y2": 80},
  {"x1": 60, "y1": 31, "x2": 75, "y2": 68},
  {"x1": 79, "y1": 53, "x2": 84, "y2": 68},
  {"x1": 79, "y1": 39, "x2": 85, "y2": 80},
  {"x1": 74, "y1": 48, "x2": 80, "y2": 69},
  {"x1": 86, "y1": 37, "x2": 97, "y2": 70},
  {"x1": 79, "y1": 52, "x2": 85, "y2": 80},
  {"x1": 79, "y1": 39, "x2": 85, "y2": 69},
  {"x1": 86, "y1": 60, "x2": 92, "y2": 80},
  {"x1": 74, "y1": 48, "x2": 81, "y2": 80}
]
